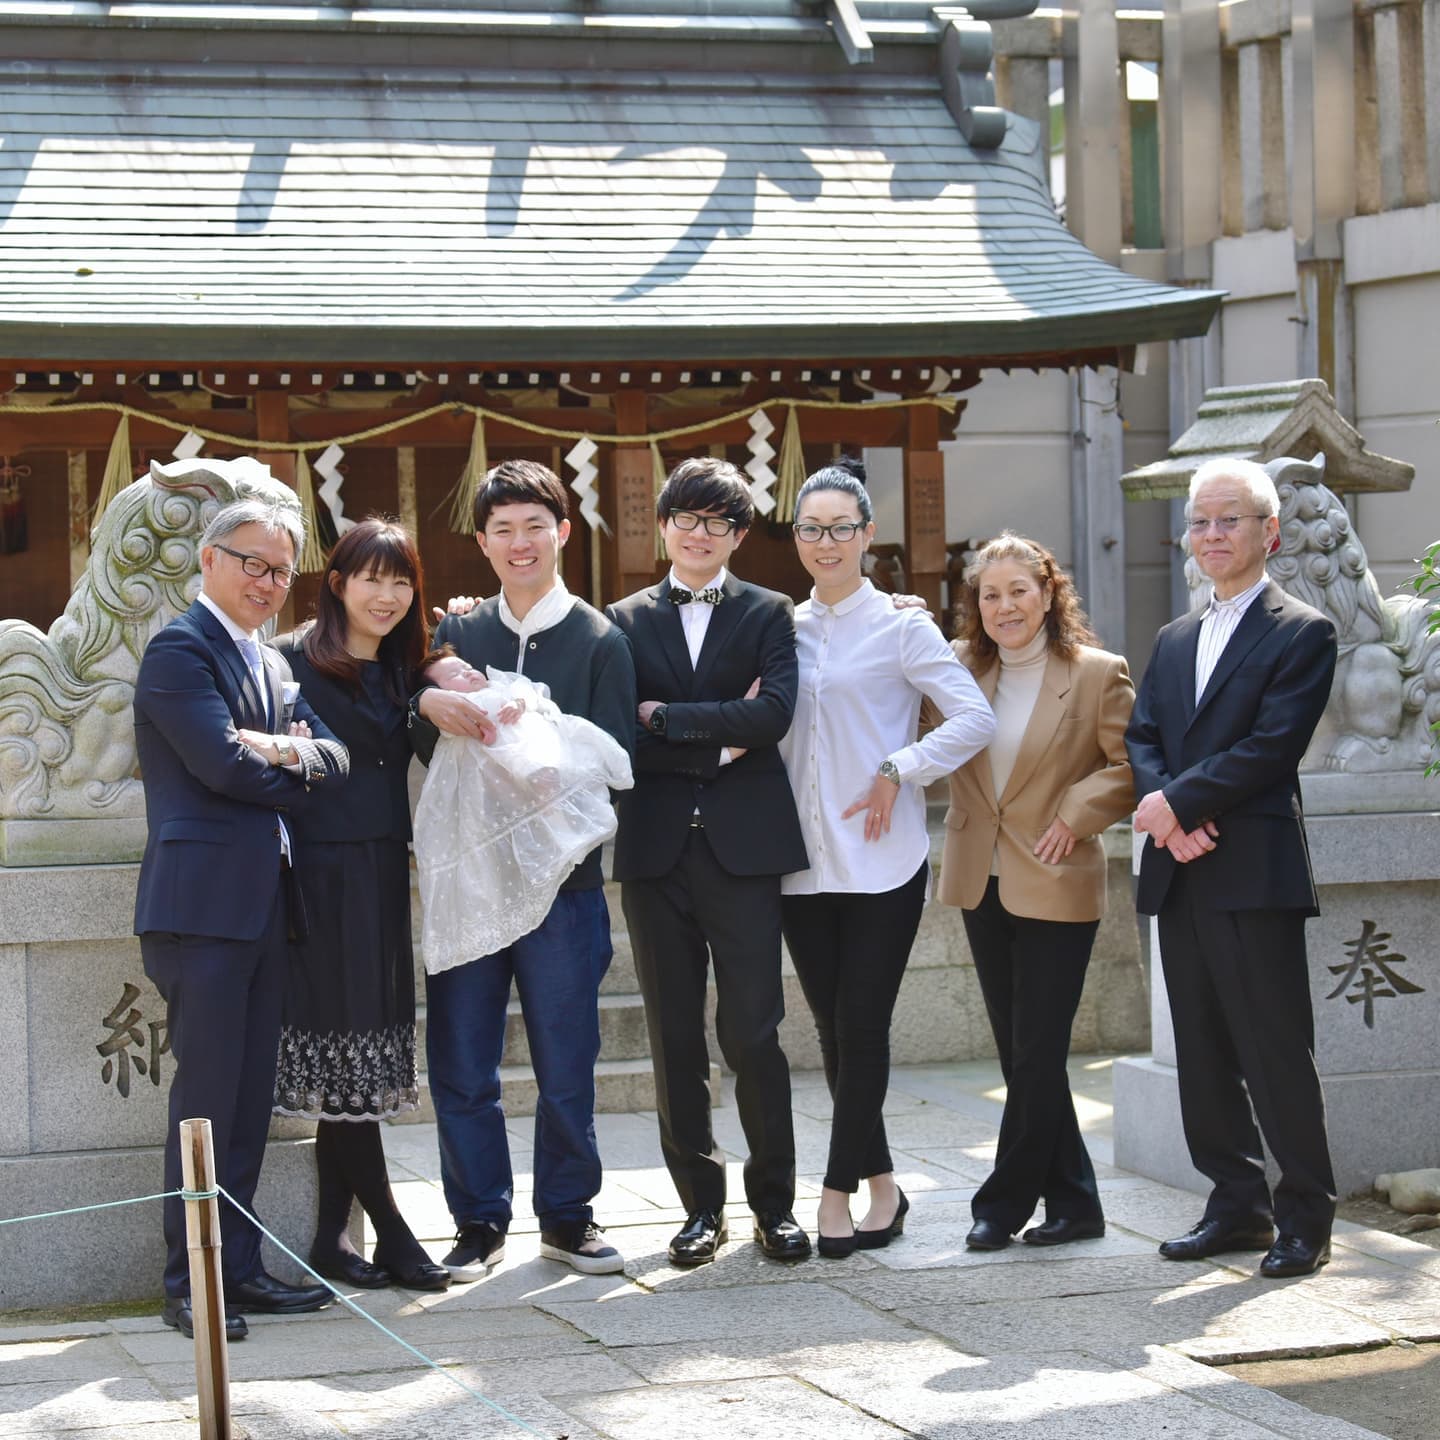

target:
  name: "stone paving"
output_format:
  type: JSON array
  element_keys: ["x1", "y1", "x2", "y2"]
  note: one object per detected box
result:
[{"x1": 2, "y1": 1058, "x2": 1432, "y2": 1438}]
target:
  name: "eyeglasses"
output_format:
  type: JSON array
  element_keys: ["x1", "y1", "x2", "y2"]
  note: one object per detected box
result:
[
  {"x1": 214, "y1": 543, "x2": 297, "y2": 589},
  {"x1": 1186, "y1": 514, "x2": 1268, "y2": 536},
  {"x1": 669, "y1": 510, "x2": 738, "y2": 537},
  {"x1": 793, "y1": 521, "x2": 864, "y2": 544}
]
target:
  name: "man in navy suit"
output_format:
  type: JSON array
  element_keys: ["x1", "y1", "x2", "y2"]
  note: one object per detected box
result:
[
  {"x1": 1126, "y1": 457, "x2": 1338, "y2": 1280},
  {"x1": 607, "y1": 457, "x2": 811, "y2": 1267},
  {"x1": 134, "y1": 496, "x2": 349, "y2": 1340}
]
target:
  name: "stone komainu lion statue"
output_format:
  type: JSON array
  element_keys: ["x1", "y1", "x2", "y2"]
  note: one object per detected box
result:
[
  {"x1": 0, "y1": 456, "x2": 300, "y2": 821},
  {"x1": 1188, "y1": 453, "x2": 1440, "y2": 774}
]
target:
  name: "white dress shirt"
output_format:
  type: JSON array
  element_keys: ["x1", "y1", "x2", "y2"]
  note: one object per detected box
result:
[
  {"x1": 197, "y1": 591, "x2": 293, "y2": 857},
  {"x1": 666, "y1": 566, "x2": 734, "y2": 768},
  {"x1": 780, "y1": 580, "x2": 995, "y2": 896},
  {"x1": 1195, "y1": 572, "x2": 1269, "y2": 700}
]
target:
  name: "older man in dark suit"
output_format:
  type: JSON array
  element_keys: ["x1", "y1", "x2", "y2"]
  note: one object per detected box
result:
[
  {"x1": 607, "y1": 457, "x2": 811, "y2": 1267},
  {"x1": 1126, "y1": 456, "x2": 1338, "y2": 1280},
  {"x1": 134, "y1": 496, "x2": 348, "y2": 1340}
]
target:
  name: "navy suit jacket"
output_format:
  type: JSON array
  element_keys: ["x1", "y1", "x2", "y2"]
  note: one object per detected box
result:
[
  {"x1": 1125, "y1": 580, "x2": 1336, "y2": 917},
  {"x1": 133, "y1": 601, "x2": 349, "y2": 940},
  {"x1": 606, "y1": 573, "x2": 808, "y2": 881}
]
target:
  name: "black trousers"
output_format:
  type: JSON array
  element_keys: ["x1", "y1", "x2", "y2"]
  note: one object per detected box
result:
[
  {"x1": 781, "y1": 860, "x2": 928, "y2": 1192},
  {"x1": 1158, "y1": 869, "x2": 1336, "y2": 1242},
  {"x1": 622, "y1": 826, "x2": 796, "y2": 1215},
  {"x1": 963, "y1": 876, "x2": 1102, "y2": 1231},
  {"x1": 141, "y1": 881, "x2": 288, "y2": 1298}
]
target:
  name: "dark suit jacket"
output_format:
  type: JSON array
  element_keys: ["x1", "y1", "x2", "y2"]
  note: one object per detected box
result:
[
  {"x1": 133, "y1": 602, "x2": 349, "y2": 940},
  {"x1": 272, "y1": 633, "x2": 411, "y2": 844},
  {"x1": 606, "y1": 573, "x2": 807, "y2": 881},
  {"x1": 1125, "y1": 580, "x2": 1336, "y2": 917}
]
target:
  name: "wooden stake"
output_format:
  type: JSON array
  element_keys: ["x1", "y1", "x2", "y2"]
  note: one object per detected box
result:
[{"x1": 180, "y1": 1117, "x2": 233, "y2": 1440}]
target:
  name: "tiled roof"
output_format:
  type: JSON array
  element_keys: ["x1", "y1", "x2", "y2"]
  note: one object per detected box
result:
[{"x1": 0, "y1": 56, "x2": 1220, "y2": 362}]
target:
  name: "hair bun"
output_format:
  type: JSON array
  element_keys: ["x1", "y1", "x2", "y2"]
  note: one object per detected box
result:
[{"x1": 833, "y1": 454, "x2": 867, "y2": 484}]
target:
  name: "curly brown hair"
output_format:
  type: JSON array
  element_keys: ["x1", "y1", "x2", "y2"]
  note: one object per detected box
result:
[{"x1": 953, "y1": 532, "x2": 1097, "y2": 667}]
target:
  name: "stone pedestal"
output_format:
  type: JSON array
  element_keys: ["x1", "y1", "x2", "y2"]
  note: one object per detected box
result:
[
  {"x1": 0, "y1": 862, "x2": 322, "y2": 1311},
  {"x1": 1114, "y1": 791, "x2": 1440, "y2": 1200}
]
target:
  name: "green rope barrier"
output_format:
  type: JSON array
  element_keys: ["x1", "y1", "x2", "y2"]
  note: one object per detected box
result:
[
  {"x1": 0, "y1": 1190, "x2": 180, "y2": 1225},
  {"x1": 215, "y1": 1185, "x2": 550, "y2": 1438}
]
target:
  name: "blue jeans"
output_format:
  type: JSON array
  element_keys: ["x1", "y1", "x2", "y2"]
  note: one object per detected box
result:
[{"x1": 425, "y1": 886, "x2": 611, "y2": 1231}]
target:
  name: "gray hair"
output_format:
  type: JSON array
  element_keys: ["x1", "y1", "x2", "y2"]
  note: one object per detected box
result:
[
  {"x1": 1188, "y1": 458, "x2": 1280, "y2": 519},
  {"x1": 200, "y1": 498, "x2": 304, "y2": 557}
]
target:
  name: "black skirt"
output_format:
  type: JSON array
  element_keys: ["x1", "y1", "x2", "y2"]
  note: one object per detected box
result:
[{"x1": 274, "y1": 836, "x2": 419, "y2": 1121}]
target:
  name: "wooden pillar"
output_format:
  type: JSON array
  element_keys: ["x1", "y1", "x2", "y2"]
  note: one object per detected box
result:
[
  {"x1": 613, "y1": 391, "x2": 656, "y2": 603},
  {"x1": 396, "y1": 446, "x2": 418, "y2": 535},
  {"x1": 254, "y1": 390, "x2": 298, "y2": 627},
  {"x1": 254, "y1": 391, "x2": 295, "y2": 488},
  {"x1": 67, "y1": 450, "x2": 89, "y2": 587},
  {"x1": 902, "y1": 405, "x2": 946, "y2": 618}
]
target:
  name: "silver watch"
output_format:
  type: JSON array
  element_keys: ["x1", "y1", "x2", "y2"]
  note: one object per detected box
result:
[
  {"x1": 274, "y1": 737, "x2": 296, "y2": 764},
  {"x1": 877, "y1": 759, "x2": 901, "y2": 786}
]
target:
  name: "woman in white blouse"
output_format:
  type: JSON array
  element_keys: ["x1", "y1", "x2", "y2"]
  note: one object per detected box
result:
[
  {"x1": 779, "y1": 459, "x2": 995, "y2": 1258},
  {"x1": 937, "y1": 533, "x2": 1135, "y2": 1253}
]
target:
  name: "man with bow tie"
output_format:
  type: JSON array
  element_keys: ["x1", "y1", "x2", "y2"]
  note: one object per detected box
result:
[
  {"x1": 133, "y1": 497, "x2": 349, "y2": 1341},
  {"x1": 1126, "y1": 457, "x2": 1338, "y2": 1280},
  {"x1": 607, "y1": 457, "x2": 811, "y2": 1267}
]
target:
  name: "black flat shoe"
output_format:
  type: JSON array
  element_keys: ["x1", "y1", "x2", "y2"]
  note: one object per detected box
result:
[
  {"x1": 1259, "y1": 1233, "x2": 1331, "y2": 1278},
  {"x1": 816, "y1": 1218, "x2": 858, "y2": 1259},
  {"x1": 372, "y1": 1245, "x2": 452, "y2": 1292},
  {"x1": 669, "y1": 1209, "x2": 728, "y2": 1267},
  {"x1": 855, "y1": 1189, "x2": 909, "y2": 1251},
  {"x1": 1022, "y1": 1216, "x2": 1105, "y2": 1247},
  {"x1": 162, "y1": 1295, "x2": 247, "y2": 1342},
  {"x1": 309, "y1": 1247, "x2": 392, "y2": 1289},
  {"x1": 965, "y1": 1219, "x2": 1012, "y2": 1251},
  {"x1": 1158, "y1": 1217, "x2": 1274, "y2": 1261}
]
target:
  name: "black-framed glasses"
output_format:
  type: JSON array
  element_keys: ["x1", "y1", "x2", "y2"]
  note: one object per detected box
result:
[
  {"x1": 793, "y1": 521, "x2": 863, "y2": 543},
  {"x1": 1185, "y1": 514, "x2": 1268, "y2": 536},
  {"x1": 669, "y1": 510, "x2": 738, "y2": 537},
  {"x1": 214, "y1": 543, "x2": 297, "y2": 589}
]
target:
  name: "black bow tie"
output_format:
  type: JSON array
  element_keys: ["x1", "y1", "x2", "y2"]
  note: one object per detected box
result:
[{"x1": 670, "y1": 586, "x2": 722, "y2": 607}]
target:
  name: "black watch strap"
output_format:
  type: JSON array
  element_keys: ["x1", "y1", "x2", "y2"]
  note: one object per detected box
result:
[{"x1": 651, "y1": 703, "x2": 669, "y2": 736}]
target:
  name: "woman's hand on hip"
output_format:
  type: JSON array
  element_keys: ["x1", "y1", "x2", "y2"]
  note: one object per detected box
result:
[
  {"x1": 842, "y1": 771, "x2": 901, "y2": 842},
  {"x1": 1033, "y1": 816, "x2": 1078, "y2": 865}
]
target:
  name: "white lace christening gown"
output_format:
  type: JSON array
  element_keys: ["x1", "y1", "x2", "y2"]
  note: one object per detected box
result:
[{"x1": 413, "y1": 668, "x2": 634, "y2": 974}]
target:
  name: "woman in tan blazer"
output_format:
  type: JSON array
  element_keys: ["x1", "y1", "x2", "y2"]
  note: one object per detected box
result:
[{"x1": 938, "y1": 533, "x2": 1135, "y2": 1252}]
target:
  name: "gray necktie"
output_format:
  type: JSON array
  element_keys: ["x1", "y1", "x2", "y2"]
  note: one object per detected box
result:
[{"x1": 236, "y1": 636, "x2": 270, "y2": 725}]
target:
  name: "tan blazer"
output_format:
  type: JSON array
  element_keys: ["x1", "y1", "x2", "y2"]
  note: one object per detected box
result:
[{"x1": 937, "y1": 644, "x2": 1136, "y2": 923}]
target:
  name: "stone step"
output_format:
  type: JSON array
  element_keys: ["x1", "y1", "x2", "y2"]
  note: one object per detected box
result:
[{"x1": 415, "y1": 991, "x2": 652, "y2": 1067}]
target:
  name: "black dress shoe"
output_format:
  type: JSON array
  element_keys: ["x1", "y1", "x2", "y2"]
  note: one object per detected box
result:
[
  {"x1": 1259, "y1": 1233, "x2": 1331, "y2": 1278},
  {"x1": 753, "y1": 1210, "x2": 812, "y2": 1262},
  {"x1": 371, "y1": 1244, "x2": 452, "y2": 1292},
  {"x1": 669, "y1": 1209, "x2": 728, "y2": 1267},
  {"x1": 162, "y1": 1295, "x2": 247, "y2": 1342},
  {"x1": 1158, "y1": 1217, "x2": 1275, "y2": 1261},
  {"x1": 965, "y1": 1219, "x2": 1012, "y2": 1251},
  {"x1": 1022, "y1": 1216, "x2": 1106, "y2": 1247},
  {"x1": 309, "y1": 1247, "x2": 392, "y2": 1290},
  {"x1": 855, "y1": 1188, "x2": 909, "y2": 1252},
  {"x1": 228, "y1": 1270, "x2": 333, "y2": 1314}
]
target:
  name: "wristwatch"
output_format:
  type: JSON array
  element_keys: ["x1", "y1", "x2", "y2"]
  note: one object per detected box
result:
[
  {"x1": 274, "y1": 737, "x2": 296, "y2": 764},
  {"x1": 649, "y1": 704, "x2": 669, "y2": 736},
  {"x1": 877, "y1": 759, "x2": 901, "y2": 786}
]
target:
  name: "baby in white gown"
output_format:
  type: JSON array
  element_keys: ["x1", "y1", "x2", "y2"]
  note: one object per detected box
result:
[{"x1": 413, "y1": 652, "x2": 633, "y2": 975}]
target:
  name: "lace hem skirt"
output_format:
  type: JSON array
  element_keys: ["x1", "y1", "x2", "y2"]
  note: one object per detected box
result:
[{"x1": 273, "y1": 834, "x2": 418, "y2": 1121}]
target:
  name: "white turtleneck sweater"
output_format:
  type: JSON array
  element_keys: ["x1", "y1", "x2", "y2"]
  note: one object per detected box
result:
[{"x1": 988, "y1": 628, "x2": 1050, "y2": 802}]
